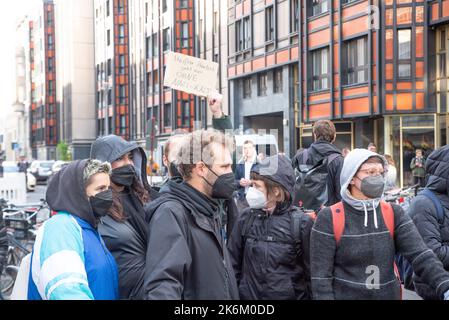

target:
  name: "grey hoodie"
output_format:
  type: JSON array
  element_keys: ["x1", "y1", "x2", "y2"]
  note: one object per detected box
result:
[{"x1": 311, "y1": 149, "x2": 449, "y2": 300}]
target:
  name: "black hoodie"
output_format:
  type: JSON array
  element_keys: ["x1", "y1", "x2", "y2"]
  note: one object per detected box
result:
[
  {"x1": 90, "y1": 135, "x2": 157, "y2": 299},
  {"x1": 410, "y1": 145, "x2": 449, "y2": 299},
  {"x1": 228, "y1": 155, "x2": 313, "y2": 300},
  {"x1": 144, "y1": 181, "x2": 239, "y2": 300},
  {"x1": 46, "y1": 159, "x2": 97, "y2": 227},
  {"x1": 292, "y1": 140, "x2": 343, "y2": 206}
]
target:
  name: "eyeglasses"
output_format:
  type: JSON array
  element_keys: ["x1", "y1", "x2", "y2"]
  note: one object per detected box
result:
[{"x1": 358, "y1": 168, "x2": 386, "y2": 177}]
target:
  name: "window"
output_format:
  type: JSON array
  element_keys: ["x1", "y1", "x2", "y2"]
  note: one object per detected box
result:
[
  {"x1": 120, "y1": 115, "x2": 126, "y2": 135},
  {"x1": 105, "y1": 59, "x2": 111, "y2": 76},
  {"x1": 163, "y1": 103, "x2": 171, "y2": 127},
  {"x1": 265, "y1": 6, "x2": 274, "y2": 42},
  {"x1": 106, "y1": 0, "x2": 110, "y2": 16},
  {"x1": 273, "y1": 68, "x2": 283, "y2": 93},
  {"x1": 162, "y1": 0, "x2": 167, "y2": 13},
  {"x1": 153, "y1": 72, "x2": 159, "y2": 93},
  {"x1": 163, "y1": 28, "x2": 170, "y2": 51},
  {"x1": 438, "y1": 29, "x2": 446, "y2": 79},
  {"x1": 47, "y1": 11, "x2": 53, "y2": 24},
  {"x1": 107, "y1": 29, "x2": 111, "y2": 46},
  {"x1": 108, "y1": 116, "x2": 112, "y2": 134},
  {"x1": 118, "y1": 0, "x2": 124, "y2": 14},
  {"x1": 152, "y1": 33, "x2": 159, "y2": 57},
  {"x1": 258, "y1": 73, "x2": 268, "y2": 96},
  {"x1": 311, "y1": 47, "x2": 329, "y2": 91},
  {"x1": 48, "y1": 34, "x2": 53, "y2": 49},
  {"x1": 342, "y1": 0, "x2": 358, "y2": 4},
  {"x1": 213, "y1": 12, "x2": 218, "y2": 34},
  {"x1": 181, "y1": 22, "x2": 189, "y2": 48},
  {"x1": 146, "y1": 36, "x2": 152, "y2": 58},
  {"x1": 108, "y1": 89, "x2": 112, "y2": 105},
  {"x1": 48, "y1": 80, "x2": 54, "y2": 96},
  {"x1": 291, "y1": 0, "x2": 299, "y2": 32},
  {"x1": 243, "y1": 77, "x2": 251, "y2": 99},
  {"x1": 48, "y1": 57, "x2": 54, "y2": 72},
  {"x1": 119, "y1": 85, "x2": 126, "y2": 104},
  {"x1": 119, "y1": 55, "x2": 125, "y2": 74},
  {"x1": 398, "y1": 29, "x2": 411, "y2": 78},
  {"x1": 181, "y1": 100, "x2": 190, "y2": 127},
  {"x1": 180, "y1": 0, "x2": 188, "y2": 8},
  {"x1": 236, "y1": 17, "x2": 250, "y2": 51},
  {"x1": 310, "y1": 0, "x2": 328, "y2": 17},
  {"x1": 147, "y1": 72, "x2": 152, "y2": 94},
  {"x1": 342, "y1": 37, "x2": 368, "y2": 85},
  {"x1": 119, "y1": 25, "x2": 125, "y2": 44}
]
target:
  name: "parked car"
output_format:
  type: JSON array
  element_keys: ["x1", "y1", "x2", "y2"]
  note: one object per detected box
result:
[
  {"x1": 48, "y1": 161, "x2": 69, "y2": 181},
  {"x1": 27, "y1": 160, "x2": 55, "y2": 184},
  {"x1": 1, "y1": 161, "x2": 36, "y2": 192}
]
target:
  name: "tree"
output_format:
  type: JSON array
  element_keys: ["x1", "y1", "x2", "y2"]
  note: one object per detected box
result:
[{"x1": 57, "y1": 141, "x2": 72, "y2": 161}]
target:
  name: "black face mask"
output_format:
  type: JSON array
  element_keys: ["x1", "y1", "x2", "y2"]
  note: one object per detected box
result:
[
  {"x1": 356, "y1": 175, "x2": 386, "y2": 199},
  {"x1": 169, "y1": 162, "x2": 182, "y2": 179},
  {"x1": 111, "y1": 165, "x2": 136, "y2": 187},
  {"x1": 203, "y1": 167, "x2": 236, "y2": 200},
  {"x1": 90, "y1": 189, "x2": 113, "y2": 218}
]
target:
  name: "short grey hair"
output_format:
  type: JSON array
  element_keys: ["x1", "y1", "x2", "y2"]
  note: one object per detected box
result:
[{"x1": 83, "y1": 159, "x2": 112, "y2": 185}]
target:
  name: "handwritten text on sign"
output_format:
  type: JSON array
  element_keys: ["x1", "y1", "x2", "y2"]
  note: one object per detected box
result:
[{"x1": 164, "y1": 52, "x2": 219, "y2": 97}]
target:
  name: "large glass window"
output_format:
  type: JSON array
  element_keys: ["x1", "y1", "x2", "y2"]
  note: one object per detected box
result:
[
  {"x1": 343, "y1": 37, "x2": 368, "y2": 85},
  {"x1": 180, "y1": 22, "x2": 189, "y2": 48},
  {"x1": 309, "y1": 0, "x2": 328, "y2": 17},
  {"x1": 398, "y1": 29, "x2": 411, "y2": 78},
  {"x1": 236, "y1": 17, "x2": 250, "y2": 51},
  {"x1": 265, "y1": 6, "x2": 274, "y2": 42},
  {"x1": 243, "y1": 77, "x2": 251, "y2": 99},
  {"x1": 310, "y1": 47, "x2": 329, "y2": 91},
  {"x1": 291, "y1": 0, "x2": 299, "y2": 32},
  {"x1": 163, "y1": 103, "x2": 171, "y2": 127},
  {"x1": 258, "y1": 72, "x2": 268, "y2": 96},
  {"x1": 163, "y1": 28, "x2": 170, "y2": 51}
]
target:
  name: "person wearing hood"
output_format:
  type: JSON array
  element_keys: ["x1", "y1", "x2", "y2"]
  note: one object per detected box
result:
[
  {"x1": 409, "y1": 145, "x2": 449, "y2": 300},
  {"x1": 90, "y1": 135, "x2": 158, "y2": 300},
  {"x1": 28, "y1": 159, "x2": 119, "y2": 300},
  {"x1": 310, "y1": 149, "x2": 449, "y2": 300},
  {"x1": 292, "y1": 120, "x2": 344, "y2": 207},
  {"x1": 228, "y1": 154, "x2": 313, "y2": 300},
  {"x1": 144, "y1": 129, "x2": 239, "y2": 300}
]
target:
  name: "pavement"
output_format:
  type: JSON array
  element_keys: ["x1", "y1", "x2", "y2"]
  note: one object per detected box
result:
[{"x1": 26, "y1": 184, "x2": 47, "y2": 204}]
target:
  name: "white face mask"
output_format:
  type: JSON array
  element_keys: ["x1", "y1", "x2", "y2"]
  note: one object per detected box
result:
[{"x1": 246, "y1": 187, "x2": 267, "y2": 209}]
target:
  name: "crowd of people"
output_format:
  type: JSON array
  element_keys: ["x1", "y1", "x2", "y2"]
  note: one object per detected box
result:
[{"x1": 2, "y1": 95, "x2": 449, "y2": 301}]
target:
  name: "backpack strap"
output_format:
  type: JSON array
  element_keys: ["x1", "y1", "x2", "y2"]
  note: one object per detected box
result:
[
  {"x1": 380, "y1": 201, "x2": 395, "y2": 238},
  {"x1": 420, "y1": 189, "x2": 445, "y2": 224},
  {"x1": 331, "y1": 202, "x2": 345, "y2": 245}
]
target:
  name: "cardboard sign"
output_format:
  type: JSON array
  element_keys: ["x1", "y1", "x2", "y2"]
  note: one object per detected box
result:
[{"x1": 164, "y1": 51, "x2": 219, "y2": 97}]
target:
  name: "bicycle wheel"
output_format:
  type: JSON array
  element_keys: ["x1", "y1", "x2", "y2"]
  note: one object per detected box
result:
[{"x1": 0, "y1": 251, "x2": 18, "y2": 297}]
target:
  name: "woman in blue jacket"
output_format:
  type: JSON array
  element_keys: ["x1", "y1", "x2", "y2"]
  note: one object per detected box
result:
[{"x1": 28, "y1": 159, "x2": 119, "y2": 300}]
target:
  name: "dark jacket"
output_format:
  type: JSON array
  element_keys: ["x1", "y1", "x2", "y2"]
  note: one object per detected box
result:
[
  {"x1": 292, "y1": 140, "x2": 343, "y2": 206},
  {"x1": 228, "y1": 154, "x2": 313, "y2": 300},
  {"x1": 410, "y1": 145, "x2": 449, "y2": 300},
  {"x1": 234, "y1": 159, "x2": 257, "y2": 199},
  {"x1": 91, "y1": 135, "x2": 158, "y2": 300},
  {"x1": 144, "y1": 181, "x2": 239, "y2": 300},
  {"x1": 410, "y1": 156, "x2": 426, "y2": 178},
  {"x1": 0, "y1": 209, "x2": 7, "y2": 275}
]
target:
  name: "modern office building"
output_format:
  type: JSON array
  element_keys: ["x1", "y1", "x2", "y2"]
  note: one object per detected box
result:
[{"x1": 54, "y1": 0, "x2": 96, "y2": 160}]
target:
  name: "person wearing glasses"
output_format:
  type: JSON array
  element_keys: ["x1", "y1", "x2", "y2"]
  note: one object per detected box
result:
[{"x1": 310, "y1": 148, "x2": 449, "y2": 300}]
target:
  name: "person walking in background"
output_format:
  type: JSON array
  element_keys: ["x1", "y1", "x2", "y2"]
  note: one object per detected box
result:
[
  {"x1": 411, "y1": 149, "x2": 426, "y2": 187},
  {"x1": 234, "y1": 140, "x2": 258, "y2": 211},
  {"x1": 90, "y1": 135, "x2": 159, "y2": 300},
  {"x1": 28, "y1": 159, "x2": 119, "y2": 300},
  {"x1": 384, "y1": 154, "x2": 398, "y2": 191}
]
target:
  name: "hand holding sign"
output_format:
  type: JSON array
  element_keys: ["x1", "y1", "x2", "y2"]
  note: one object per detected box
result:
[
  {"x1": 208, "y1": 91, "x2": 224, "y2": 118},
  {"x1": 164, "y1": 51, "x2": 219, "y2": 97}
]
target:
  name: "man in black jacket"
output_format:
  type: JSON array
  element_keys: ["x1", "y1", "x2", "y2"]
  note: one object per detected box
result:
[
  {"x1": 292, "y1": 120, "x2": 344, "y2": 207},
  {"x1": 144, "y1": 129, "x2": 239, "y2": 300},
  {"x1": 410, "y1": 145, "x2": 449, "y2": 299}
]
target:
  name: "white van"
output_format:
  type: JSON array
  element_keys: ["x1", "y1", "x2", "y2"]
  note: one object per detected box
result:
[{"x1": 234, "y1": 134, "x2": 279, "y2": 163}]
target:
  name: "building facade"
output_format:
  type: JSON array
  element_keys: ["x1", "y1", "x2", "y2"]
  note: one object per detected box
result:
[
  {"x1": 28, "y1": 0, "x2": 58, "y2": 161},
  {"x1": 227, "y1": 0, "x2": 301, "y2": 157},
  {"x1": 54, "y1": 0, "x2": 96, "y2": 160}
]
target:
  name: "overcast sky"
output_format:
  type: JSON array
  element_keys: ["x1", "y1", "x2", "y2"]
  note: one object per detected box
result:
[{"x1": 0, "y1": 0, "x2": 34, "y2": 125}]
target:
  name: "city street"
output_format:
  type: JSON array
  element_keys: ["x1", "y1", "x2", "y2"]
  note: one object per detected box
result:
[{"x1": 26, "y1": 184, "x2": 47, "y2": 205}]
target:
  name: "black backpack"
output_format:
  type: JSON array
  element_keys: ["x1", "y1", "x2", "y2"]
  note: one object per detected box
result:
[{"x1": 293, "y1": 149, "x2": 339, "y2": 212}]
